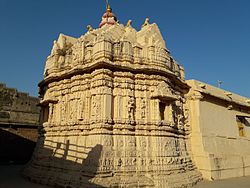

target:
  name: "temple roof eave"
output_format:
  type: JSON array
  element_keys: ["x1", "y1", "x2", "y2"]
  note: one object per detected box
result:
[{"x1": 39, "y1": 59, "x2": 189, "y2": 92}]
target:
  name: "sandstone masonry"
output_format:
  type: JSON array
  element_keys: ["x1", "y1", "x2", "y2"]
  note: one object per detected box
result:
[{"x1": 24, "y1": 5, "x2": 202, "y2": 188}]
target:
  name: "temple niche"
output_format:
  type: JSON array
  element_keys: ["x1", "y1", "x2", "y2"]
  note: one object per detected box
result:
[{"x1": 24, "y1": 5, "x2": 202, "y2": 188}]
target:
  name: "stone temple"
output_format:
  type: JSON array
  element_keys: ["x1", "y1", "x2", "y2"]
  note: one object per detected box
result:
[{"x1": 24, "y1": 4, "x2": 250, "y2": 188}]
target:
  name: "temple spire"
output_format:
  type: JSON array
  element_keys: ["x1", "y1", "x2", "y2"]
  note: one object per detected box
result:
[{"x1": 99, "y1": 0, "x2": 117, "y2": 28}]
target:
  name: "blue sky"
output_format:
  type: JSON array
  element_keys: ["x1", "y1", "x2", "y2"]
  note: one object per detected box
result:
[{"x1": 0, "y1": 0, "x2": 249, "y2": 97}]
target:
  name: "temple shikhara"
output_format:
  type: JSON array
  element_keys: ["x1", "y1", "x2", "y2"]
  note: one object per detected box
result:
[{"x1": 24, "y1": 4, "x2": 250, "y2": 188}]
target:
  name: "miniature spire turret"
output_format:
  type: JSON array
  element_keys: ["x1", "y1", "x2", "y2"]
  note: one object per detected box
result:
[
  {"x1": 142, "y1": 17, "x2": 150, "y2": 28},
  {"x1": 87, "y1": 25, "x2": 93, "y2": 32},
  {"x1": 126, "y1": 20, "x2": 132, "y2": 27}
]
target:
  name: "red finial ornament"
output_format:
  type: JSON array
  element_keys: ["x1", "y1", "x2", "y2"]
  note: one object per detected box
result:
[{"x1": 99, "y1": 1, "x2": 117, "y2": 28}]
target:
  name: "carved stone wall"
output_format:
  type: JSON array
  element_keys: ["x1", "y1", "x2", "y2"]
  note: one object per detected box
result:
[{"x1": 24, "y1": 16, "x2": 201, "y2": 187}]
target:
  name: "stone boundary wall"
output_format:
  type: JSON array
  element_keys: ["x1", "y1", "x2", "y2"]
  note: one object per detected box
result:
[
  {"x1": 0, "y1": 83, "x2": 40, "y2": 163},
  {"x1": 0, "y1": 83, "x2": 40, "y2": 126}
]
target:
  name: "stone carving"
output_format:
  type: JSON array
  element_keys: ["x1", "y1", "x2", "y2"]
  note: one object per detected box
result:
[
  {"x1": 91, "y1": 95, "x2": 101, "y2": 119},
  {"x1": 127, "y1": 97, "x2": 135, "y2": 120},
  {"x1": 183, "y1": 107, "x2": 191, "y2": 131},
  {"x1": 72, "y1": 41, "x2": 82, "y2": 63},
  {"x1": 48, "y1": 103, "x2": 54, "y2": 123},
  {"x1": 60, "y1": 98, "x2": 66, "y2": 123},
  {"x1": 142, "y1": 17, "x2": 150, "y2": 28},
  {"x1": 141, "y1": 99, "x2": 146, "y2": 119},
  {"x1": 170, "y1": 100, "x2": 187, "y2": 130},
  {"x1": 126, "y1": 19, "x2": 132, "y2": 27},
  {"x1": 77, "y1": 99, "x2": 84, "y2": 120},
  {"x1": 91, "y1": 96, "x2": 97, "y2": 117},
  {"x1": 151, "y1": 81, "x2": 177, "y2": 101},
  {"x1": 103, "y1": 137, "x2": 113, "y2": 147},
  {"x1": 24, "y1": 5, "x2": 202, "y2": 188},
  {"x1": 54, "y1": 36, "x2": 70, "y2": 56},
  {"x1": 87, "y1": 25, "x2": 93, "y2": 32},
  {"x1": 51, "y1": 40, "x2": 60, "y2": 56},
  {"x1": 189, "y1": 90, "x2": 204, "y2": 100}
]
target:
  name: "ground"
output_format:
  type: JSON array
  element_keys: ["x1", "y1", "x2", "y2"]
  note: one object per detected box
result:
[
  {"x1": 0, "y1": 165, "x2": 48, "y2": 188},
  {"x1": 1, "y1": 165, "x2": 250, "y2": 188},
  {"x1": 194, "y1": 176, "x2": 250, "y2": 188}
]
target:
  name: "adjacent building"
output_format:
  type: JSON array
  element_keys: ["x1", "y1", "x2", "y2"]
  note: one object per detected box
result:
[
  {"x1": 187, "y1": 80, "x2": 250, "y2": 180},
  {"x1": 0, "y1": 83, "x2": 40, "y2": 163}
]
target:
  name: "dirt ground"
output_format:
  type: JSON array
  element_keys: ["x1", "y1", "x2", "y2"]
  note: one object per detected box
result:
[
  {"x1": 1, "y1": 165, "x2": 250, "y2": 188},
  {"x1": 0, "y1": 165, "x2": 49, "y2": 188},
  {"x1": 193, "y1": 176, "x2": 250, "y2": 188}
]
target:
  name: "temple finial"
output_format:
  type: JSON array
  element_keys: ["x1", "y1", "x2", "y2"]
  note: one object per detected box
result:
[{"x1": 105, "y1": 0, "x2": 109, "y2": 9}]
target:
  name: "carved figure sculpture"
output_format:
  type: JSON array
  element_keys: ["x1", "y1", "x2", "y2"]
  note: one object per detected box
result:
[
  {"x1": 141, "y1": 99, "x2": 146, "y2": 118},
  {"x1": 127, "y1": 97, "x2": 135, "y2": 120}
]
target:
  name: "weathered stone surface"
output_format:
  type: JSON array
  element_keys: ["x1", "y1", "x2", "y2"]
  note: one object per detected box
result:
[
  {"x1": 0, "y1": 83, "x2": 40, "y2": 163},
  {"x1": 24, "y1": 6, "x2": 201, "y2": 188},
  {"x1": 0, "y1": 83, "x2": 40, "y2": 126}
]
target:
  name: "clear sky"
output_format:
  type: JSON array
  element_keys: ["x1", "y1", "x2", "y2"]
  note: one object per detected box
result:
[{"x1": 0, "y1": 0, "x2": 249, "y2": 97}]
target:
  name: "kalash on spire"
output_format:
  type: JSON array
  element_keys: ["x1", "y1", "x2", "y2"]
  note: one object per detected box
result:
[{"x1": 99, "y1": 3, "x2": 118, "y2": 27}]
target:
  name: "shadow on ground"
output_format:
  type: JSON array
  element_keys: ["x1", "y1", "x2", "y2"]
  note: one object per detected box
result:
[
  {"x1": 0, "y1": 165, "x2": 50, "y2": 188},
  {"x1": 0, "y1": 128, "x2": 36, "y2": 164},
  {"x1": 23, "y1": 137, "x2": 104, "y2": 188}
]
